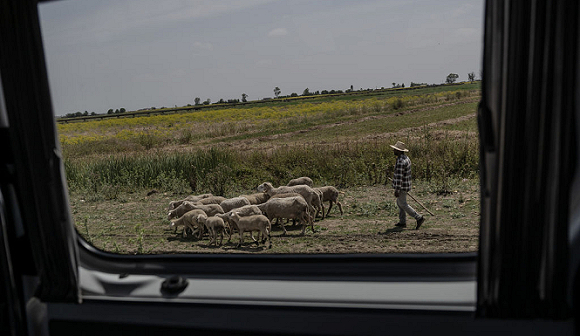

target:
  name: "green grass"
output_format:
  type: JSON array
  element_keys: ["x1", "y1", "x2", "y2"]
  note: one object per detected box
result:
[
  {"x1": 303, "y1": 101, "x2": 478, "y2": 142},
  {"x1": 439, "y1": 117, "x2": 478, "y2": 132},
  {"x1": 64, "y1": 97, "x2": 479, "y2": 194}
]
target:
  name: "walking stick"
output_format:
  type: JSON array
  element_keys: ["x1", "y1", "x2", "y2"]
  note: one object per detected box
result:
[
  {"x1": 407, "y1": 191, "x2": 435, "y2": 217},
  {"x1": 388, "y1": 177, "x2": 435, "y2": 216}
]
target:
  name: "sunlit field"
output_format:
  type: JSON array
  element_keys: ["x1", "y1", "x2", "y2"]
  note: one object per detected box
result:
[{"x1": 61, "y1": 83, "x2": 481, "y2": 254}]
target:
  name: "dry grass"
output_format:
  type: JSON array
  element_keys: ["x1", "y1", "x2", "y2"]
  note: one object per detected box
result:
[{"x1": 72, "y1": 179, "x2": 479, "y2": 254}]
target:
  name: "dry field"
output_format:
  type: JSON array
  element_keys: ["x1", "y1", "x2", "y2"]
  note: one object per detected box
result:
[
  {"x1": 65, "y1": 84, "x2": 481, "y2": 255},
  {"x1": 72, "y1": 179, "x2": 479, "y2": 254}
]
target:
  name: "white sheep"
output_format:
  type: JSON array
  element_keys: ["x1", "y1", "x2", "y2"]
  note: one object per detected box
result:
[
  {"x1": 168, "y1": 193, "x2": 213, "y2": 210},
  {"x1": 257, "y1": 196, "x2": 312, "y2": 235},
  {"x1": 196, "y1": 214, "x2": 227, "y2": 246},
  {"x1": 257, "y1": 182, "x2": 324, "y2": 220},
  {"x1": 287, "y1": 176, "x2": 314, "y2": 187},
  {"x1": 219, "y1": 196, "x2": 251, "y2": 213},
  {"x1": 315, "y1": 186, "x2": 344, "y2": 216},
  {"x1": 169, "y1": 209, "x2": 206, "y2": 237},
  {"x1": 239, "y1": 192, "x2": 270, "y2": 205},
  {"x1": 197, "y1": 196, "x2": 227, "y2": 205},
  {"x1": 228, "y1": 212, "x2": 272, "y2": 249},
  {"x1": 268, "y1": 192, "x2": 306, "y2": 226},
  {"x1": 167, "y1": 201, "x2": 224, "y2": 221},
  {"x1": 216, "y1": 205, "x2": 263, "y2": 243}
]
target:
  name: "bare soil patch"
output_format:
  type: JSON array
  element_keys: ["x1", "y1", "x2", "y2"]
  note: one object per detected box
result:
[{"x1": 72, "y1": 179, "x2": 479, "y2": 255}]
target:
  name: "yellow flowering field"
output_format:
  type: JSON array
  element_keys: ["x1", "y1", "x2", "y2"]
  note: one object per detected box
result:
[{"x1": 58, "y1": 89, "x2": 479, "y2": 150}]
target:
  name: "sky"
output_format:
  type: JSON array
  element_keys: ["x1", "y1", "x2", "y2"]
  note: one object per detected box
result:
[{"x1": 38, "y1": 0, "x2": 484, "y2": 116}]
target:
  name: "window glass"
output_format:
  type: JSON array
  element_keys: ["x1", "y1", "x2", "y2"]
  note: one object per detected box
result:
[{"x1": 38, "y1": 0, "x2": 483, "y2": 254}]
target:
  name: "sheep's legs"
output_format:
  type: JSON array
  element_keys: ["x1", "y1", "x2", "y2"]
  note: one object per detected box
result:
[
  {"x1": 208, "y1": 227, "x2": 215, "y2": 246},
  {"x1": 263, "y1": 227, "x2": 272, "y2": 248},
  {"x1": 278, "y1": 218, "x2": 288, "y2": 235},
  {"x1": 237, "y1": 230, "x2": 245, "y2": 248},
  {"x1": 218, "y1": 230, "x2": 223, "y2": 246}
]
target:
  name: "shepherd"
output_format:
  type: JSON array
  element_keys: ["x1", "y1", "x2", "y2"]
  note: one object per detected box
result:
[{"x1": 390, "y1": 141, "x2": 425, "y2": 230}]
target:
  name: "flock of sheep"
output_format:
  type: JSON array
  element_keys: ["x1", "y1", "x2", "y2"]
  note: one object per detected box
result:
[{"x1": 167, "y1": 177, "x2": 344, "y2": 249}]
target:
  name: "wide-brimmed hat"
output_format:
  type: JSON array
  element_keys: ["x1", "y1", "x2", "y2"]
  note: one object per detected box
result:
[{"x1": 390, "y1": 141, "x2": 409, "y2": 152}]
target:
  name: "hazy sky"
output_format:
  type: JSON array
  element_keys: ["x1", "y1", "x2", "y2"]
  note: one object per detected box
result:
[{"x1": 38, "y1": 0, "x2": 484, "y2": 116}]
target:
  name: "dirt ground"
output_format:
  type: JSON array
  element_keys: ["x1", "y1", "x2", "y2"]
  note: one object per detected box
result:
[{"x1": 71, "y1": 178, "x2": 480, "y2": 255}]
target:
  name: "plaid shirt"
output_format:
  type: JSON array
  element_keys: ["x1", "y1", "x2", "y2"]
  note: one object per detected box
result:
[{"x1": 392, "y1": 154, "x2": 412, "y2": 191}]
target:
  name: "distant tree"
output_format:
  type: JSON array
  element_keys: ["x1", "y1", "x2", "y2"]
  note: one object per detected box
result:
[
  {"x1": 468, "y1": 72, "x2": 476, "y2": 82},
  {"x1": 90, "y1": 112, "x2": 97, "y2": 116},
  {"x1": 329, "y1": 90, "x2": 336, "y2": 94},
  {"x1": 115, "y1": 109, "x2": 120, "y2": 114},
  {"x1": 446, "y1": 73, "x2": 459, "y2": 84},
  {"x1": 274, "y1": 86, "x2": 281, "y2": 98},
  {"x1": 120, "y1": 107, "x2": 126, "y2": 113},
  {"x1": 194, "y1": 97, "x2": 201, "y2": 105},
  {"x1": 321, "y1": 90, "x2": 329, "y2": 94},
  {"x1": 337, "y1": 90, "x2": 343, "y2": 93},
  {"x1": 203, "y1": 99, "x2": 211, "y2": 105},
  {"x1": 290, "y1": 92, "x2": 298, "y2": 97},
  {"x1": 107, "y1": 109, "x2": 114, "y2": 114},
  {"x1": 350, "y1": 85, "x2": 354, "y2": 91},
  {"x1": 302, "y1": 88, "x2": 310, "y2": 96},
  {"x1": 392, "y1": 83, "x2": 396, "y2": 88},
  {"x1": 241, "y1": 93, "x2": 248, "y2": 102},
  {"x1": 218, "y1": 98, "x2": 225, "y2": 104},
  {"x1": 401, "y1": 83, "x2": 405, "y2": 88}
]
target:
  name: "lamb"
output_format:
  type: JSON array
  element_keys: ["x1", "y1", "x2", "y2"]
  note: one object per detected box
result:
[
  {"x1": 197, "y1": 196, "x2": 227, "y2": 205},
  {"x1": 196, "y1": 214, "x2": 227, "y2": 246},
  {"x1": 257, "y1": 182, "x2": 324, "y2": 220},
  {"x1": 239, "y1": 192, "x2": 270, "y2": 205},
  {"x1": 169, "y1": 209, "x2": 206, "y2": 238},
  {"x1": 287, "y1": 176, "x2": 314, "y2": 187},
  {"x1": 257, "y1": 196, "x2": 312, "y2": 235},
  {"x1": 228, "y1": 212, "x2": 272, "y2": 249},
  {"x1": 167, "y1": 201, "x2": 224, "y2": 221},
  {"x1": 168, "y1": 193, "x2": 213, "y2": 210},
  {"x1": 219, "y1": 196, "x2": 251, "y2": 213},
  {"x1": 216, "y1": 205, "x2": 263, "y2": 242},
  {"x1": 315, "y1": 186, "x2": 344, "y2": 216}
]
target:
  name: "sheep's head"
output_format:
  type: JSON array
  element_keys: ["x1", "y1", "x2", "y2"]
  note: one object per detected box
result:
[
  {"x1": 169, "y1": 221, "x2": 176, "y2": 230},
  {"x1": 257, "y1": 182, "x2": 273, "y2": 193},
  {"x1": 229, "y1": 212, "x2": 240, "y2": 222},
  {"x1": 167, "y1": 211, "x2": 177, "y2": 221},
  {"x1": 196, "y1": 214, "x2": 207, "y2": 224}
]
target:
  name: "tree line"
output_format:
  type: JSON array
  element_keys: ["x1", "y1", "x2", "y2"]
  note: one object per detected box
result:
[{"x1": 60, "y1": 72, "x2": 479, "y2": 118}]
